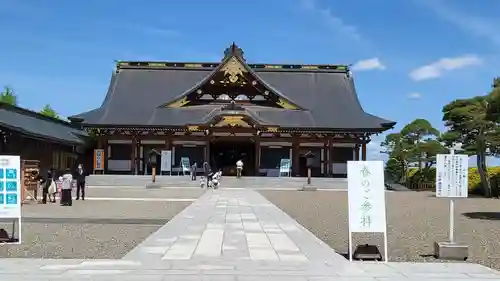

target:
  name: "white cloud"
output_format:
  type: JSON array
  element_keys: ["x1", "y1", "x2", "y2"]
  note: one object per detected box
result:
[
  {"x1": 352, "y1": 58, "x2": 386, "y2": 71},
  {"x1": 416, "y1": 0, "x2": 500, "y2": 46},
  {"x1": 408, "y1": 92, "x2": 422, "y2": 99},
  {"x1": 299, "y1": 0, "x2": 361, "y2": 41},
  {"x1": 409, "y1": 55, "x2": 482, "y2": 81}
]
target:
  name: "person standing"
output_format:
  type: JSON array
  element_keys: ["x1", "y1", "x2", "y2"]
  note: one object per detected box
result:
[
  {"x1": 75, "y1": 164, "x2": 86, "y2": 200},
  {"x1": 41, "y1": 170, "x2": 55, "y2": 204},
  {"x1": 60, "y1": 169, "x2": 73, "y2": 206},
  {"x1": 236, "y1": 159, "x2": 243, "y2": 178},
  {"x1": 191, "y1": 162, "x2": 197, "y2": 181}
]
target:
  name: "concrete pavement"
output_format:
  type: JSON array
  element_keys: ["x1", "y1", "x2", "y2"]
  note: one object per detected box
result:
[{"x1": 1, "y1": 189, "x2": 499, "y2": 280}]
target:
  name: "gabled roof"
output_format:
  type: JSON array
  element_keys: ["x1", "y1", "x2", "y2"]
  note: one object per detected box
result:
[
  {"x1": 71, "y1": 43, "x2": 395, "y2": 132},
  {"x1": 162, "y1": 44, "x2": 303, "y2": 110},
  {"x1": 0, "y1": 103, "x2": 87, "y2": 145}
]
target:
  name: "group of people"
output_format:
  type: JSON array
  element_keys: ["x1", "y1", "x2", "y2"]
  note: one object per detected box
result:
[{"x1": 38, "y1": 164, "x2": 87, "y2": 206}]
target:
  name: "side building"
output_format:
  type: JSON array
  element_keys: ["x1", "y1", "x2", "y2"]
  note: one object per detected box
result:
[
  {"x1": 0, "y1": 102, "x2": 88, "y2": 173},
  {"x1": 70, "y1": 43, "x2": 395, "y2": 177}
]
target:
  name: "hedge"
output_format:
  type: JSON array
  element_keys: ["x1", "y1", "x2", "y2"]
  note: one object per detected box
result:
[{"x1": 406, "y1": 166, "x2": 500, "y2": 193}]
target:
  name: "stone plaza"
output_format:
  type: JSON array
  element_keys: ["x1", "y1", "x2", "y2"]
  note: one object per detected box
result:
[{"x1": 1, "y1": 185, "x2": 499, "y2": 280}]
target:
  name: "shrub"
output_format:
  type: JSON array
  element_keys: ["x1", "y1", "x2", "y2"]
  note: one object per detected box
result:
[
  {"x1": 468, "y1": 166, "x2": 500, "y2": 195},
  {"x1": 405, "y1": 166, "x2": 500, "y2": 194}
]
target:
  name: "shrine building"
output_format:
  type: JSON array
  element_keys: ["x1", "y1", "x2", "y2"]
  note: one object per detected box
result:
[{"x1": 70, "y1": 43, "x2": 395, "y2": 177}]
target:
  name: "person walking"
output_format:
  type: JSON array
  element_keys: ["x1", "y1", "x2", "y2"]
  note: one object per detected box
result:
[
  {"x1": 41, "y1": 170, "x2": 56, "y2": 204},
  {"x1": 236, "y1": 159, "x2": 243, "y2": 179},
  {"x1": 60, "y1": 169, "x2": 73, "y2": 206},
  {"x1": 75, "y1": 164, "x2": 86, "y2": 200}
]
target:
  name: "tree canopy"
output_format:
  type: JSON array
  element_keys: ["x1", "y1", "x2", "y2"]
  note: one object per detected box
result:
[
  {"x1": 0, "y1": 86, "x2": 17, "y2": 106},
  {"x1": 39, "y1": 104, "x2": 60, "y2": 119}
]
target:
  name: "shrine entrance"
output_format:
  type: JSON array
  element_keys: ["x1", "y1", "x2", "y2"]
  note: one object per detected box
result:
[{"x1": 210, "y1": 140, "x2": 255, "y2": 176}]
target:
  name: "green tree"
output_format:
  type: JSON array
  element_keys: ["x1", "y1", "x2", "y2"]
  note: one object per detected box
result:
[
  {"x1": 381, "y1": 133, "x2": 411, "y2": 183},
  {"x1": 39, "y1": 104, "x2": 59, "y2": 119},
  {"x1": 400, "y1": 118, "x2": 440, "y2": 170},
  {"x1": 0, "y1": 86, "x2": 18, "y2": 105},
  {"x1": 442, "y1": 95, "x2": 497, "y2": 197}
]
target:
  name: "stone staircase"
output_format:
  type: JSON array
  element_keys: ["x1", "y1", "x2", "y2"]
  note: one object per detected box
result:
[{"x1": 86, "y1": 175, "x2": 348, "y2": 189}]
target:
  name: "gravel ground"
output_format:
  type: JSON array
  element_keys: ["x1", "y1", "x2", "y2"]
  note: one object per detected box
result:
[
  {"x1": 0, "y1": 200, "x2": 192, "y2": 259},
  {"x1": 259, "y1": 190, "x2": 500, "y2": 270}
]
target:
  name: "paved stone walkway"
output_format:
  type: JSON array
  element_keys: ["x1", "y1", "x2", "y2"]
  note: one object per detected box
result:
[{"x1": 2, "y1": 189, "x2": 500, "y2": 280}]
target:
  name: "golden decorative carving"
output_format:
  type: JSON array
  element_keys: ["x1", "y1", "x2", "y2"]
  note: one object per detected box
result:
[
  {"x1": 276, "y1": 98, "x2": 298, "y2": 110},
  {"x1": 220, "y1": 57, "x2": 247, "y2": 83},
  {"x1": 267, "y1": 127, "x2": 279, "y2": 133},
  {"x1": 215, "y1": 116, "x2": 250, "y2": 127},
  {"x1": 167, "y1": 96, "x2": 190, "y2": 108},
  {"x1": 187, "y1": 126, "x2": 200, "y2": 131}
]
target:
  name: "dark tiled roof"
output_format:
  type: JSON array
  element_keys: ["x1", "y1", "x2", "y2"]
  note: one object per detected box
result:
[
  {"x1": 72, "y1": 62, "x2": 395, "y2": 131},
  {"x1": 0, "y1": 103, "x2": 87, "y2": 145}
]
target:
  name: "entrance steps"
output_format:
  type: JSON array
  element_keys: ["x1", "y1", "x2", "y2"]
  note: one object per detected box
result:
[{"x1": 86, "y1": 175, "x2": 348, "y2": 189}]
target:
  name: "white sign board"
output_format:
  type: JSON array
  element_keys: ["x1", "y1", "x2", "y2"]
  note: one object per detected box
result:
[
  {"x1": 436, "y1": 154, "x2": 468, "y2": 198},
  {"x1": 347, "y1": 161, "x2": 387, "y2": 233},
  {"x1": 0, "y1": 155, "x2": 21, "y2": 218},
  {"x1": 161, "y1": 150, "x2": 172, "y2": 172}
]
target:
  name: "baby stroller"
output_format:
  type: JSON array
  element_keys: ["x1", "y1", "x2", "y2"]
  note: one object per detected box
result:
[{"x1": 200, "y1": 162, "x2": 221, "y2": 189}]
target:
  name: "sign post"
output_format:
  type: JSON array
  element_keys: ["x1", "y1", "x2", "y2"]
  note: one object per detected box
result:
[
  {"x1": 0, "y1": 155, "x2": 22, "y2": 243},
  {"x1": 434, "y1": 150, "x2": 469, "y2": 260},
  {"x1": 160, "y1": 150, "x2": 172, "y2": 175},
  {"x1": 93, "y1": 149, "x2": 105, "y2": 174},
  {"x1": 180, "y1": 157, "x2": 190, "y2": 176},
  {"x1": 347, "y1": 160, "x2": 388, "y2": 262},
  {"x1": 279, "y1": 158, "x2": 291, "y2": 177}
]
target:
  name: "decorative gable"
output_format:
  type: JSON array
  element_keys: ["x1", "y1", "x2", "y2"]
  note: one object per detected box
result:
[{"x1": 161, "y1": 43, "x2": 303, "y2": 111}]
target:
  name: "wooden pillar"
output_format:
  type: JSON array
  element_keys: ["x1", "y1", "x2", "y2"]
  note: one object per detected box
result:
[
  {"x1": 355, "y1": 144, "x2": 360, "y2": 160},
  {"x1": 292, "y1": 135, "x2": 300, "y2": 177},
  {"x1": 323, "y1": 139, "x2": 328, "y2": 177},
  {"x1": 204, "y1": 136, "x2": 210, "y2": 164},
  {"x1": 361, "y1": 141, "x2": 367, "y2": 161},
  {"x1": 131, "y1": 137, "x2": 137, "y2": 175},
  {"x1": 327, "y1": 136, "x2": 332, "y2": 177},
  {"x1": 254, "y1": 136, "x2": 260, "y2": 176}
]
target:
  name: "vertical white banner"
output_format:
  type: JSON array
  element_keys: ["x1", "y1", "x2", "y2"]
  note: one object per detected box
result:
[
  {"x1": 436, "y1": 154, "x2": 468, "y2": 198},
  {"x1": 161, "y1": 150, "x2": 172, "y2": 172},
  {"x1": 347, "y1": 161, "x2": 387, "y2": 233}
]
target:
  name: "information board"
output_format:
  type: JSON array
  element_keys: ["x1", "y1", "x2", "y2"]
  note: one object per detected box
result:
[
  {"x1": 0, "y1": 155, "x2": 21, "y2": 218},
  {"x1": 436, "y1": 154, "x2": 468, "y2": 198},
  {"x1": 161, "y1": 150, "x2": 172, "y2": 172},
  {"x1": 93, "y1": 149, "x2": 105, "y2": 171},
  {"x1": 279, "y1": 158, "x2": 291, "y2": 176},
  {"x1": 347, "y1": 161, "x2": 387, "y2": 233}
]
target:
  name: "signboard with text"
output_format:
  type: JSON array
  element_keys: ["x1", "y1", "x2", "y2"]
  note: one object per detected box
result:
[
  {"x1": 436, "y1": 154, "x2": 468, "y2": 198},
  {"x1": 93, "y1": 149, "x2": 105, "y2": 171},
  {"x1": 161, "y1": 150, "x2": 172, "y2": 172},
  {"x1": 279, "y1": 158, "x2": 291, "y2": 176},
  {"x1": 347, "y1": 161, "x2": 387, "y2": 233},
  {"x1": 0, "y1": 155, "x2": 21, "y2": 219}
]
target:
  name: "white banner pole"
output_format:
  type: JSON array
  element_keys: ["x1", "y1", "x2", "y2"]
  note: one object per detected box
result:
[{"x1": 449, "y1": 148, "x2": 455, "y2": 244}]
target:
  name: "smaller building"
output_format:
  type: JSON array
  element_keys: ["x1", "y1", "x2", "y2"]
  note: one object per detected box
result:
[{"x1": 0, "y1": 102, "x2": 88, "y2": 174}]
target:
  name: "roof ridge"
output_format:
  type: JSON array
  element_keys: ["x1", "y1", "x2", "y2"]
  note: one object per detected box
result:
[
  {"x1": 116, "y1": 61, "x2": 350, "y2": 73},
  {"x1": 0, "y1": 102, "x2": 79, "y2": 129}
]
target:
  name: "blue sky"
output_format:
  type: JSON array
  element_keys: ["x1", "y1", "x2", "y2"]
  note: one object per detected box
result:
[{"x1": 1, "y1": 0, "x2": 499, "y2": 161}]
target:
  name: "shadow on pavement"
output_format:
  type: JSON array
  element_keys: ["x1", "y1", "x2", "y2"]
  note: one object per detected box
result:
[{"x1": 462, "y1": 212, "x2": 500, "y2": 220}]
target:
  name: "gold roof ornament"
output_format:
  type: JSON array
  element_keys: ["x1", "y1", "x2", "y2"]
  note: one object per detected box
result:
[
  {"x1": 166, "y1": 96, "x2": 190, "y2": 108},
  {"x1": 220, "y1": 57, "x2": 247, "y2": 84},
  {"x1": 215, "y1": 116, "x2": 250, "y2": 127}
]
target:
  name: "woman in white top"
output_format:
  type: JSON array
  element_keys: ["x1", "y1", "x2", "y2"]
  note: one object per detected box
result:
[
  {"x1": 236, "y1": 160, "x2": 243, "y2": 178},
  {"x1": 60, "y1": 169, "x2": 73, "y2": 206}
]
